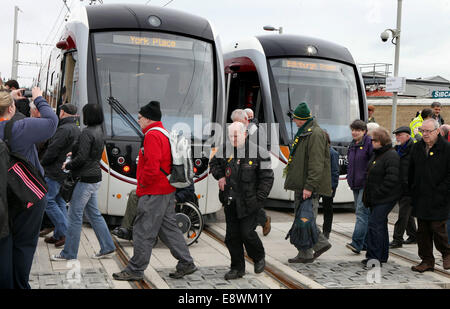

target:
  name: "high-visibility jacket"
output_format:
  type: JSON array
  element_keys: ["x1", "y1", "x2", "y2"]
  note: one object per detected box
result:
[{"x1": 409, "y1": 114, "x2": 423, "y2": 142}]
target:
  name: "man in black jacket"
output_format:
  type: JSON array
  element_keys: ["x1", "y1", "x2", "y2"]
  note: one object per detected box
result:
[
  {"x1": 390, "y1": 126, "x2": 417, "y2": 248},
  {"x1": 40, "y1": 104, "x2": 80, "y2": 247},
  {"x1": 409, "y1": 119, "x2": 450, "y2": 272},
  {"x1": 210, "y1": 122, "x2": 274, "y2": 280}
]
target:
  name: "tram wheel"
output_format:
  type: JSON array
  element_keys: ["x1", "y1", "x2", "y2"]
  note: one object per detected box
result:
[{"x1": 175, "y1": 201, "x2": 204, "y2": 246}]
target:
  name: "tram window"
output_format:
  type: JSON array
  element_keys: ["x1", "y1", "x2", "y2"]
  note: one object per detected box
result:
[
  {"x1": 269, "y1": 58, "x2": 359, "y2": 143},
  {"x1": 93, "y1": 31, "x2": 214, "y2": 139},
  {"x1": 59, "y1": 52, "x2": 79, "y2": 107}
]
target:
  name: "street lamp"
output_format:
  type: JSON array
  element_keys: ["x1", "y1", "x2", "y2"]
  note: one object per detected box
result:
[
  {"x1": 263, "y1": 25, "x2": 283, "y2": 34},
  {"x1": 381, "y1": 0, "x2": 402, "y2": 133}
]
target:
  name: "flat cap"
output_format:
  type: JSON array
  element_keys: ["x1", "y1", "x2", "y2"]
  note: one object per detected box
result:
[{"x1": 393, "y1": 126, "x2": 411, "y2": 135}]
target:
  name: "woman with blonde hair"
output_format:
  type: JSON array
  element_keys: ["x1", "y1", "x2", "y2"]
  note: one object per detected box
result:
[{"x1": 0, "y1": 86, "x2": 58, "y2": 289}]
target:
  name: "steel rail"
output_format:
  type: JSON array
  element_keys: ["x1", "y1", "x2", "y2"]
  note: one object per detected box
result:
[{"x1": 112, "y1": 236, "x2": 154, "y2": 289}]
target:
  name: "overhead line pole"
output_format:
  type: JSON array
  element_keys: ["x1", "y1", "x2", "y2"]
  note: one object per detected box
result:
[{"x1": 11, "y1": 6, "x2": 20, "y2": 80}]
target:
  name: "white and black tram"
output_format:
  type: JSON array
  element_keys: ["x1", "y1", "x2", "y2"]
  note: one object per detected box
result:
[
  {"x1": 223, "y1": 34, "x2": 367, "y2": 207},
  {"x1": 35, "y1": 3, "x2": 226, "y2": 243}
]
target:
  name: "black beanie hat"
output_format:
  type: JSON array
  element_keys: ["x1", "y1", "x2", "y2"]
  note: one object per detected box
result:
[{"x1": 139, "y1": 101, "x2": 161, "y2": 121}]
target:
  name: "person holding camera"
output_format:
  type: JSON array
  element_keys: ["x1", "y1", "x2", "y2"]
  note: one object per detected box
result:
[
  {"x1": 4, "y1": 80, "x2": 30, "y2": 117},
  {"x1": 209, "y1": 122, "x2": 274, "y2": 280},
  {"x1": 0, "y1": 86, "x2": 58, "y2": 289},
  {"x1": 40, "y1": 104, "x2": 80, "y2": 248}
]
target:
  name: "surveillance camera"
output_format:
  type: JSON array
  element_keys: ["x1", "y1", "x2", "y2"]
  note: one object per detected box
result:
[{"x1": 380, "y1": 30, "x2": 390, "y2": 42}]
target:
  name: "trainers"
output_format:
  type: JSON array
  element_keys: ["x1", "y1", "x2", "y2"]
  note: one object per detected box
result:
[
  {"x1": 92, "y1": 250, "x2": 115, "y2": 259},
  {"x1": 169, "y1": 263, "x2": 197, "y2": 279},
  {"x1": 262, "y1": 216, "x2": 271, "y2": 236},
  {"x1": 113, "y1": 270, "x2": 143, "y2": 281},
  {"x1": 50, "y1": 254, "x2": 73, "y2": 261},
  {"x1": 346, "y1": 243, "x2": 360, "y2": 254}
]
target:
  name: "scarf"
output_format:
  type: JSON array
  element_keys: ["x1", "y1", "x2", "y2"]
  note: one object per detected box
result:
[{"x1": 283, "y1": 118, "x2": 314, "y2": 176}]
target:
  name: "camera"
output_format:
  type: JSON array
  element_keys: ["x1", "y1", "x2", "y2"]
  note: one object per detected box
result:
[
  {"x1": 380, "y1": 30, "x2": 390, "y2": 42},
  {"x1": 22, "y1": 90, "x2": 32, "y2": 98}
]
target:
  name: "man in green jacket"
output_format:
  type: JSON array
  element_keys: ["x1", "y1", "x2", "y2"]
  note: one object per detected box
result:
[{"x1": 284, "y1": 102, "x2": 332, "y2": 263}]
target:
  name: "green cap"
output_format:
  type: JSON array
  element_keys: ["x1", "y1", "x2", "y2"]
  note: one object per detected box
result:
[{"x1": 293, "y1": 102, "x2": 312, "y2": 120}]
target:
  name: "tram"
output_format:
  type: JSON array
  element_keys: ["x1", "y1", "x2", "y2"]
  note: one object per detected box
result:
[
  {"x1": 35, "y1": 3, "x2": 226, "y2": 240},
  {"x1": 223, "y1": 34, "x2": 367, "y2": 207}
]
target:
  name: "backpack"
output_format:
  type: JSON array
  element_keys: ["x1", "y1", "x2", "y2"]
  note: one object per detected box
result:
[
  {"x1": 147, "y1": 127, "x2": 194, "y2": 189},
  {"x1": 285, "y1": 198, "x2": 319, "y2": 251},
  {"x1": 2, "y1": 116, "x2": 48, "y2": 211}
]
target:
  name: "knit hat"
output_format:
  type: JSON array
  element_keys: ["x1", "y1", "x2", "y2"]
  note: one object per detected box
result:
[
  {"x1": 293, "y1": 102, "x2": 312, "y2": 120},
  {"x1": 60, "y1": 103, "x2": 78, "y2": 115},
  {"x1": 139, "y1": 101, "x2": 161, "y2": 121}
]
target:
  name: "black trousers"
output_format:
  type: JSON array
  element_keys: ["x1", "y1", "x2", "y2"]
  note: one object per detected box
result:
[
  {"x1": 224, "y1": 202, "x2": 265, "y2": 272},
  {"x1": 417, "y1": 219, "x2": 450, "y2": 266},
  {"x1": 392, "y1": 196, "x2": 417, "y2": 242},
  {"x1": 0, "y1": 197, "x2": 46, "y2": 289},
  {"x1": 321, "y1": 188, "x2": 336, "y2": 236}
]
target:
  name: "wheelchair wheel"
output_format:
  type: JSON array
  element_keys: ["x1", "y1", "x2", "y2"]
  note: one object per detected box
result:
[{"x1": 175, "y1": 201, "x2": 203, "y2": 246}]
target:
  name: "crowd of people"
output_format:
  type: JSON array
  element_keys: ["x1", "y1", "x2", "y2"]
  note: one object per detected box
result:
[{"x1": 0, "y1": 78, "x2": 449, "y2": 288}]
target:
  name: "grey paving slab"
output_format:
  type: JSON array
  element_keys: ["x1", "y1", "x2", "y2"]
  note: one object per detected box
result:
[
  {"x1": 287, "y1": 260, "x2": 447, "y2": 289},
  {"x1": 156, "y1": 266, "x2": 270, "y2": 289}
]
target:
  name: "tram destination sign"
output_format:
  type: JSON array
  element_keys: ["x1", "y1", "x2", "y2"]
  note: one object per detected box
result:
[
  {"x1": 282, "y1": 60, "x2": 339, "y2": 72},
  {"x1": 432, "y1": 90, "x2": 450, "y2": 98},
  {"x1": 113, "y1": 35, "x2": 193, "y2": 50}
]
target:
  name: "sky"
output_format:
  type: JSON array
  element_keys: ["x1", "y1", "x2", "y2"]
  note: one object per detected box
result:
[{"x1": 1, "y1": 0, "x2": 450, "y2": 87}]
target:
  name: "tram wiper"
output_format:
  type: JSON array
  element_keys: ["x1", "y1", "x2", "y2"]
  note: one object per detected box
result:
[
  {"x1": 107, "y1": 96, "x2": 144, "y2": 139},
  {"x1": 287, "y1": 88, "x2": 294, "y2": 141}
]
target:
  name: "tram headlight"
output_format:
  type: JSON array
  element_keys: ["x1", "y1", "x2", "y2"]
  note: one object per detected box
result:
[
  {"x1": 148, "y1": 15, "x2": 162, "y2": 27},
  {"x1": 306, "y1": 45, "x2": 318, "y2": 56}
]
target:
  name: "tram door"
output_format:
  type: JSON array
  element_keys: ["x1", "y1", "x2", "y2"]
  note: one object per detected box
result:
[{"x1": 227, "y1": 71, "x2": 264, "y2": 124}]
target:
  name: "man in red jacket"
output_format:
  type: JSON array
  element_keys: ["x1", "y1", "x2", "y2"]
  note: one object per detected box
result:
[{"x1": 113, "y1": 101, "x2": 197, "y2": 281}]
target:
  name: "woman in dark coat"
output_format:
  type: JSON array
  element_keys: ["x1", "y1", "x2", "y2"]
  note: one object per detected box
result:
[{"x1": 362, "y1": 127, "x2": 401, "y2": 266}]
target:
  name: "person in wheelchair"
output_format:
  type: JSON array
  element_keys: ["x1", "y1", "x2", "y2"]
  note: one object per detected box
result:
[{"x1": 112, "y1": 184, "x2": 197, "y2": 240}]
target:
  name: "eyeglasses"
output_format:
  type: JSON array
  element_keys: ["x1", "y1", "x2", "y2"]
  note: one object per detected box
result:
[{"x1": 418, "y1": 128, "x2": 436, "y2": 134}]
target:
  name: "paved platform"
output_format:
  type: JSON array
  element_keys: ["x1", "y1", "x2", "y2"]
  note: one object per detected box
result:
[{"x1": 29, "y1": 207, "x2": 450, "y2": 289}]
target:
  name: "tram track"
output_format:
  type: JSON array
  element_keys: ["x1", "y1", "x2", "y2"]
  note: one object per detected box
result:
[
  {"x1": 203, "y1": 226, "x2": 308, "y2": 289},
  {"x1": 112, "y1": 236, "x2": 154, "y2": 289},
  {"x1": 285, "y1": 211, "x2": 450, "y2": 280}
]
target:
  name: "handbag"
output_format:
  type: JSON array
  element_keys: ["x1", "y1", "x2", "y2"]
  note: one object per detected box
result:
[
  {"x1": 59, "y1": 173, "x2": 79, "y2": 203},
  {"x1": 3, "y1": 116, "x2": 48, "y2": 211}
]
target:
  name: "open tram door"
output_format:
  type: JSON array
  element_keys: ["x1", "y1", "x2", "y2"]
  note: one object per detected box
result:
[{"x1": 224, "y1": 57, "x2": 296, "y2": 206}]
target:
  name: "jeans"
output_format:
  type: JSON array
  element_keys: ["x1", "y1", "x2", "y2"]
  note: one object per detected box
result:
[
  {"x1": 60, "y1": 182, "x2": 115, "y2": 260},
  {"x1": 44, "y1": 177, "x2": 68, "y2": 240},
  {"x1": 366, "y1": 201, "x2": 396, "y2": 263},
  {"x1": 350, "y1": 189, "x2": 369, "y2": 251}
]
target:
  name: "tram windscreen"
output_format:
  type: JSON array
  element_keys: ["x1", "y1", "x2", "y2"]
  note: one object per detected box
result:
[
  {"x1": 93, "y1": 31, "x2": 214, "y2": 139},
  {"x1": 269, "y1": 58, "x2": 360, "y2": 143}
]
